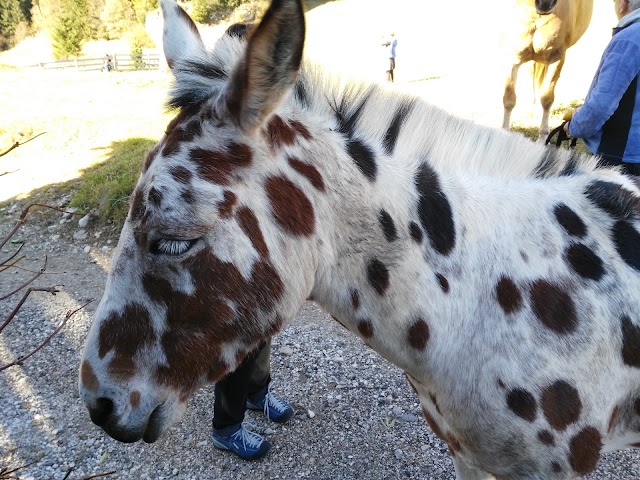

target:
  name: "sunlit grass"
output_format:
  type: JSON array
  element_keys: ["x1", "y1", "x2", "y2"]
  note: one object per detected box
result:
[{"x1": 70, "y1": 138, "x2": 157, "y2": 227}]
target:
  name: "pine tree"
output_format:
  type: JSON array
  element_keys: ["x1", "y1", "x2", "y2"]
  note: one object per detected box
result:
[
  {"x1": 0, "y1": 0, "x2": 25, "y2": 50},
  {"x1": 100, "y1": 0, "x2": 136, "y2": 39},
  {"x1": 191, "y1": 0, "x2": 211, "y2": 24},
  {"x1": 51, "y1": 0, "x2": 90, "y2": 59}
]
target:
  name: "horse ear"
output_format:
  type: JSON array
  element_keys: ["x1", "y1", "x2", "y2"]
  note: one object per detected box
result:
[
  {"x1": 219, "y1": 0, "x2": 305, "y2": 133},
  {"x1": 160, "y1": 0, "x2": 206, "y2": 71}
]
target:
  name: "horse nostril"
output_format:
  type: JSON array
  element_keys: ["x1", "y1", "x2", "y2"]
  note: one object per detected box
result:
[{"x1": 89, "y1": 397, "x2": 115, "y2": 427}]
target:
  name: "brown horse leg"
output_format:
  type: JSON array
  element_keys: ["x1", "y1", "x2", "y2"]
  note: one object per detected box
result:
[
  {"x1": 538, "y1": 57, "x2": 565, "y2": 139},
  {"x1": 502, "y1": 63, "x2": 521, "y2": 130}
]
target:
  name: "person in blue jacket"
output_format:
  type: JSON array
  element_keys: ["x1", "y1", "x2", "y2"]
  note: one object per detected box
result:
[{"x1": 565, "y1": 0, "x2": 640, "y2": 175}]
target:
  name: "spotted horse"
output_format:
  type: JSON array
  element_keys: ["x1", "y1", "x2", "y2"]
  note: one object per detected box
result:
[{"x1": 78, "y1": 0, "x2": 640, "y2": 478}]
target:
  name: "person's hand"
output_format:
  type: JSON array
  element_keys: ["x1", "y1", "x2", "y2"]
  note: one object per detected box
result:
[
  {"x1": 563, "y1": 121, "x2": 571, "y2": 136},
  {"x1": 563, "y1": 108, "x2": 573, "y2": 121}
]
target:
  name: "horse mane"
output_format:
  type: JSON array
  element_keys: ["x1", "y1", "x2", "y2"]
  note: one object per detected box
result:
[{"x1": 165, "y1": 32, "x2": 601, "y2": 181}]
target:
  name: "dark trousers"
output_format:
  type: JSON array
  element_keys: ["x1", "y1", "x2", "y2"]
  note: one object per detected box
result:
[
  {"x1": 212, "y1": 339, "x2": 272, "y2": 429},
  {"x1": 597, "y1": 155, "x2": 640, "y2": 176},
  {"x1": 387, "y1": 58, "x2": 396, "y2": 83}
]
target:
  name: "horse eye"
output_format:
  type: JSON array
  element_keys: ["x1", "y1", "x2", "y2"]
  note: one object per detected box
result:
[{"x1": 150, "y1": 239, "x2": 197, "y2": 256}]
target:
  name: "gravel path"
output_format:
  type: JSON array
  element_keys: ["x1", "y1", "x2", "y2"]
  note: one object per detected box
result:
[{"x1": 1, "y1": 205, "x2": 639, "y2": 480}]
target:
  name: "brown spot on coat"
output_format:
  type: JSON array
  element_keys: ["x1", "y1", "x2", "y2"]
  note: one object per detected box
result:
[
  {"x1": 191, "y1": 143, "x2": 253, "y2": 185},
  {"x1": 446, "y1": 432, "x2": 462, "y2": 456},
  {"x1": 351, "y1": 289, "x2": 360, "y2": 310},
  {"x1": 98, "y1": 304, "x2": 155, "y2": 380},
  {"x1": 143, "y1": 143, "x2": 161, "y2": 172},
  {"x1": 171, "y1": 165, "x2": 193, "y2": 184},
  {"x1": 496, "y1": 276, "x2": 522, "y2": 314},
  {"x1": 130, "y1": 391, "x2": 141, "y2": 408},
  {"x1": 265, "y1": 175, "x2": 315, "y2": 236},
  {"x1": 148, "y1": 187, "x2": 163, "y2": 207},
  {"x1": 129, "y1": 187, "x2": 145, "y2": 222},
  {"x1": 288, "y1": 157, "x2": 325, "y2": 191},
  {"x1": 237, "y1": 207, "x2": 269, "y2": 257},
  {"x1": 266, "y1": 115, "x2": 297, "y2": 149},
  {"x1": 429, "y1": 392, "x2": 442, "y2": 416},
  {"x1": 358, "y1": 319, "x2": 374, "y2": 338},
  {"x1": 182, "y1": 189, "x2": 195, "y2": 204},
  {"x1": 608, "y1": 405, "x2": 620, "y2": 433},
  {"x1": 538, "y1": 430, "x2": 555, "y2": 445},
  {"x1": 148, "y1": 248, "x2": 284, "y2": 393},
  {"x1": 80, "y1": 361, "x2": 99, "y2": 393},
  {"x1": 290, "y1": 120, "x2": 312, "y2": 140},
  {"x1": 162, "y1": 104, "x2": 201, "y2": 157},
  {"x1": 408, "y1": 318, "x2": 430, "y2": 350},
  {"x1": 541, "y1": 380, "x2": 583, "y2": 431},
  {"x1": 421, "y1": 407, "x2": 445, "y2": 440},
  {"x1": 218, "y1": 191, "x2": 238, "y2": 219},
  {"x1": 568, "y1": 427, "x2": 602, "y2": 476},
  {"x1": 530, "y1": 280, "x2": 577, "y2": 334}
]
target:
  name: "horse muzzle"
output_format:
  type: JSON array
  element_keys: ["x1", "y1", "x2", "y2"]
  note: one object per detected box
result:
[
  {"x1": 535, "y1": 0, "x2": 557, "y2": 15},
  {"x1": 84, "y1": 395, "x2": 168, "y2": 443}
]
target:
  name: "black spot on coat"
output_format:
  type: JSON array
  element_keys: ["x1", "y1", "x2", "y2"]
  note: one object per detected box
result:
[
  {"x1": 613, "y1": 220, "x2": 640, "y2": 271},
  {"x1": 506, "y1": 388, "x2": 537, "y2": 422},
  {"x1": 379, "y1": 209, "x2": 398, "y2": 242},
  {"x1": 554, "y1": 204, "x2": 587, "y2": 238},
  {"x1": 621, "y1": 315, "x2": 640, "y2": 368},
  {"x1": 367, "y1": 258, "x2": 390, "y2": 295},
  {"x1": 566, "y1": 244, "x2": 605, "y2": 280},
  {"x1": 347, "y1": 138, "x2": 377, "y2": 182},
  {"x1": 415, "y1": 163, "x2": 455, "y2": 255},
  {"x1": 383, "y1": 100, "x2": 415, "y2": 155}
]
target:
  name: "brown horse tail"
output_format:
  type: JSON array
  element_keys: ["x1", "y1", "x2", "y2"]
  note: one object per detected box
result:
[{"x1": 532, "y1": 61, "x2": 548, "y2": 103}]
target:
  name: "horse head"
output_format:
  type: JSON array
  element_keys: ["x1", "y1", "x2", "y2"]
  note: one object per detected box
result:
[{"x1": 78, "y1": 0, "x2": 313, "y2": 443}]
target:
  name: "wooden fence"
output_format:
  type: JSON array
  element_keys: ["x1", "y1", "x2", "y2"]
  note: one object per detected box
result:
[{"x1": 36, "y1": 53, "x2": 161, "y2": 72}]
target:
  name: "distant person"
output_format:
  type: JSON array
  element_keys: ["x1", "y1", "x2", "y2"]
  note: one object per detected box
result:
[
  {"x1": 564, "y1": 0, "x2": 640, "y2": 175},
  {"x1": 102, "y1": 55, "x2": 113, "y2": 72},
  {"x1": 382, "y1": 33, "x2": 398, "y2": 82}
]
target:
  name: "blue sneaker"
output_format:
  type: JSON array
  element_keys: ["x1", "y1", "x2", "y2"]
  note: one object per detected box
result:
[
  {"x1": 246, "y1": 385, "x2": 295, "y2": 424},
  {"x1": 211, "y1": 423, "x2": 271, "y2": 461}
]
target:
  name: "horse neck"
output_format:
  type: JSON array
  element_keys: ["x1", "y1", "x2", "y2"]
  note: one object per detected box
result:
[
  {"x1": 290, "y1": 62, "x2": 593, "y2": 373},
  {"x1": 289, "y1": 69, "x2": 463, "y2": 372}
]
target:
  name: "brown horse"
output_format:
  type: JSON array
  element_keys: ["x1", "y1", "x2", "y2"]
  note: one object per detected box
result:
[{"x1": 502, "y1": 0, "x2": 593, "y2": 138}]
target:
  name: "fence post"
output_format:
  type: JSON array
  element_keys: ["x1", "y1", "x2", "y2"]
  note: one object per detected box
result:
[
  {"x1": 75, "y1": 58, "x2": 79, "y2": 71},
  {"x1": 113, "y1": 53, "x2": 118, "y2": 71}
]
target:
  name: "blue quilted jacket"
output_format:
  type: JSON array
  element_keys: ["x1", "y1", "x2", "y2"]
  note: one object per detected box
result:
[{"x1": 569, "y1": 9, "x2": 640, "y2": 164}]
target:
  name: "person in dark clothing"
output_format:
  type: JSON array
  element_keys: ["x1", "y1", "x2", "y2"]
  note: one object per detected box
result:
[
  {"x1": 565, "y1": 0, "x2": 640, "y2": 175},
  {"x1": 210, "y1": 22, "x2": 294, "y2": 462},
  {"x1": 211, "y1": 339, "x2": 294, "y2": 460}
]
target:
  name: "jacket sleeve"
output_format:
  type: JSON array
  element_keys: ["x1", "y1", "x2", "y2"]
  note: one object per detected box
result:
[{"x1": 569, "y1": 38, "x2": 640, "y2": 138}]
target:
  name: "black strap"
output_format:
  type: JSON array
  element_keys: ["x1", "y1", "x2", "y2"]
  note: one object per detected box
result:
[{"x1": 545, "y1": 122, "x2": 578, "y2": 149}]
